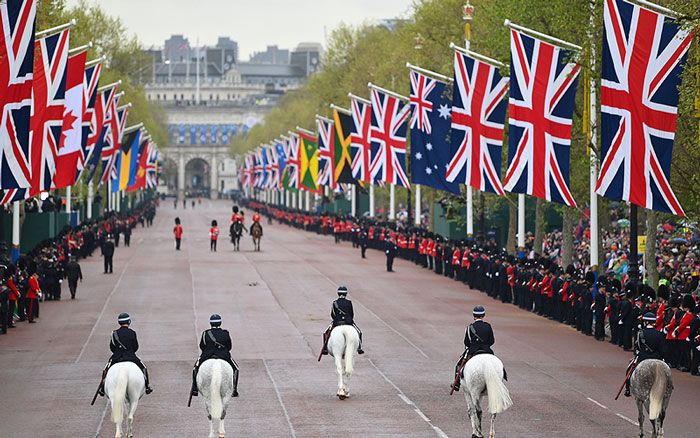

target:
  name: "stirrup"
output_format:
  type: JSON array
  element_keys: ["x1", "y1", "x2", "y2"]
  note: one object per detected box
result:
[
  {"x1": 357, "y1": 348, "x2": 365, "y2": 355},
  {"x1": 97, "y1": 387, "x2": 105, "y2": 397},
  {"x1": 451, "y1": 383, "x2": 460, "y2": 392},
  {"x1": 232, "y1": 389, "x2": 239, "y2": 398},
  {"x1": 624, "y1": 388, "x2": 631, "y2": 397},
  {"x1": 145, "y1": 386, "x2": 153, "y2": 395}
]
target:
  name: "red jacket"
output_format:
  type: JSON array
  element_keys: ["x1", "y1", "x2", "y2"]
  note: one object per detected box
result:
[
  {"x1": 655, "y1": 302, "x2": 666, "y2": 331},
  {"x1": 674, "y1": 311, "x2": 694, "y2": 340},
  {"x1": 27, "y1": 275, "x2": 41, "y2": 299},
  {"x1": 209, "y1": 227, "x2": 219, "y2": 240},
  {"x1": 452, "y1": 249, "x2": 461, "y2": 266},
  {"x1": 173, "y1": 225, "x2": 183, "y2": 239},
  {"x1": 461, "y1": 250, "x2": 471, "y2": 268},
  {"x1": 541, "y1": 275, "x2": 553, "y2": 298}
]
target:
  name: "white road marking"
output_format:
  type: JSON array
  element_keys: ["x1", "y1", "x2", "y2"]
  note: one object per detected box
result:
[
  {"x1": 75, "y1": 256, "x2": 136, "y2": 363},
  {"x1": 263, "y1": 359, "x2": 297, "y2": 438},
  {"x1": 187, "y1": 243, "x2": 199, "y2": 340},
  {"x1": 368, "y1": 358, "x2": 449, "y2": 438},
  {"x1": 94, "y1": 400, "x2": 109, "y2": 438},
  {"x1": 587, "y1": 397, "x2": 608, "y2": 410},
  {"x1": 616, "y1": 413, "x2": 639, "y2": 426}
]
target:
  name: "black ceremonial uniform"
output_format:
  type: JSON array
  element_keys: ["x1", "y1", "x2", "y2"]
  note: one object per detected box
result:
[
  {"x1": 635, "y1": 327, "x2": 666, "y2": 362},
  {"x1": 332, "y1": 297, "x2": 354, "y2": 326},
  {"x1": 199, "y1": 327, "x2": 234, "y2": 365},
  {"x1": 110, "y1": 326, "x2": 144, "y2": 366},
  {"x1": 464, "y1": 319, "x2": 495, "y2": 356}
]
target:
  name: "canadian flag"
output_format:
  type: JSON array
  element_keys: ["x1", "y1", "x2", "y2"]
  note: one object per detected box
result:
[{"x1": 53, "y1": 50, "x2": 86, "y2": 188}]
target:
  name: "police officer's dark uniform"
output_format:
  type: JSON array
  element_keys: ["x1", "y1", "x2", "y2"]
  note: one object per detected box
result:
[
  {"x1": 96, "y1": 313, "x2": 152, "y2": 396},
  {"x1": 385, "y1": 236, "x2": 397, "y2": 272},
  {"x1": 321, "y1": 286, "x2": 364, "y2": 355},
  {"x1": 451, "y1": 305, "x2": 496, "y2": 392},
  {"x1": 190, "y1": 314, "x2": 239, "y2": 398},
  {"x1": 64, "y1": 257, "x2": 82, "y2": 299},
  {"x1": 102, "y1": 237, "x2": 115, "y2": 274},
  {"x1": 624, "y1": 312, "x2": 666, "y2": 397}
]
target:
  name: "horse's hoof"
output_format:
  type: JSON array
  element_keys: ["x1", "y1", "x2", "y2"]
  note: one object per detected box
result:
[{"x1": 337, "y1": 394, "x2": 347, "y2": 400}]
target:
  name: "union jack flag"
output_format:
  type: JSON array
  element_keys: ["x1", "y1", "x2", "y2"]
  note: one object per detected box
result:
[
  {"x1": 0, "y1": 0, "x2": 36, "y2": 190},
  {"x1": 503, "y1": 28, "x2": 580, "y2": 207},
  {"x1": 84, "y1": 85, "x2": 118, "y2": 183},
  {"x1": 368, "y1": 88, "x2": 411, "y2": 187},
  {"x1": 596, "y1": 0, "x2": 693, "y2": 216},
  {"x1": 241, "y1": 153, "x2": 253, "y2": 188},
  {"x1": 146, "y1": 142, "x2": 159, "y2": 189},
  {"x1": 268, "y1": 145, "x2": 280, "y2": 190},
  {"x1": 76, "y1": 61, "x2": 101, "y2": 176},
  {"x1": 262, "y1": 146, "x2": 273, "y2": 189},
  {"x1": 349, "y1": 96, "x2": 372, "y2": 183},
  {"x1": 30, "y1": 29, "x2": 70, "y2": 195},
  {"x1": 409, "y1": 70, "x2": 437, "y2": 134},
  {"x1": 445, "y1": 51, "x2": 509, "y2": 195},
  {"x1": 100, "y1": 98, "x2": 127, "y2": 185},
  {"x1": 283, "y1": 133, "x2": 300, "y2": 190},
  {"x1": 254, "y1": 148, "x2": 264, "y2": 188},
  {"x1": 316, "y1": 117, "x2": 335, "y2": 189}
]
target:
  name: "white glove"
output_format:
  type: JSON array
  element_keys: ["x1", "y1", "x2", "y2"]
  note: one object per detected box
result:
[{"x1": 618, "y1": 320, "x2": 623, "y2": 325}]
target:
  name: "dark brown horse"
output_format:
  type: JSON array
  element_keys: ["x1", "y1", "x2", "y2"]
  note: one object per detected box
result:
[{"x1": 250, "y1": 222, "x2": 263, "y2": 251}]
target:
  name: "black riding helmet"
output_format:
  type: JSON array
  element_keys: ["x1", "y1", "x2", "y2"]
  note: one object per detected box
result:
[
  {"x1": 117, "y1": 312, "x2": 131, "y2": 325},
  {"x1": 210, "y1": 314, "x2": 222, "y2": 327},
  {"x1": 473, "y1": 305, "x2": 486, "y2": 318}
]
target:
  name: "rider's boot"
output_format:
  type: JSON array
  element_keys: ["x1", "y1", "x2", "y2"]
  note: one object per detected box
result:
[
  {"x1": 321, "y1": 329, "x2": 330, "y2": 355},
  {"x1": 624, "y1": 380, "x2": 631, "y2": 397},
  {"x1": 232, "y1": 367, "x2": 239, "y2": 397},
  {"x1": 190, "y1": 364, "x2": 199, "y2": 397},
  {"x1": 97, "y1": 367, "x2": 108, "y2": 396},
  {"x1": 357, "y1": 331, "x2": 365, "y2": 355},
  {"x1": 143, "y1": 368, "x2": 153, "y2": 394}
]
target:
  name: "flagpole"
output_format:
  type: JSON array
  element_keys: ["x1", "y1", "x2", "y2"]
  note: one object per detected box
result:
[
  {"x1": 351, "y1": 185, "x2": 357, "y2": 217},
  {"x1": 87, "y1": 181, "x2": 93, "y2": 219},
  {"x1": 12, "y1": 201, "x2": 20, "y2": 263},
  {"x1": 389, "y1": 184, "x2": 396, "y2": 220},
  {"x1": 588, "y1": 0, "x2": 599, "y2": 270},
  {"x1": 517, "y1": 194, "x2": 525, "y2": 249},
  {"x1": 464, "y1": 2, "x2": 475, "y2": 239},
  {"x1": 305, "y1": 191, "x2": 310, "y2": 212},
  {"x1": 414, "y1": 184, "x2": 421, "y2": 225},
  {"x1": 369, "y1": 185, "x2": 375, "y2": 217},
  {"x1": 65, "y1": 186, "x2": 71, "y2": 214}
]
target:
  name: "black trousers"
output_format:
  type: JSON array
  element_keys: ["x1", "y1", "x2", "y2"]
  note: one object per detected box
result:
[
  {"x1": 68, "y1": 279, "x2": 78, "y2": 298},
  {"x1": 104, "y1": 256, "x2": 113, "y2": 273},
  {"x1": 386, "y1": 255, "x2": 394, "y2": 272},
  {"x1": 175, "y1": 238, "x2": 181, "y2": 250},
  {"x1": 691, "y1": 342, "x2": 700, "y2": 375},
  {"x1": 210, "y1": 239, "x2": 217, "y2": 251},
  {"x1": 360, "y1": 245, "x2": 367, "y2": 258}
]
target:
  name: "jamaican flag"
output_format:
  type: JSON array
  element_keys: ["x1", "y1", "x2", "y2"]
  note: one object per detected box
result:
[
  {"x1": 332, "y1": 108, "x2": 356, "y2": 184},
  {"x1": 298, "y1": 130, "x2": 320, "y2": 193}
]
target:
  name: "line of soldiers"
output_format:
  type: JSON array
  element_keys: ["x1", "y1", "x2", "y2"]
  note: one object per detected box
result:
[
  {"x1": 243, "y1": 201, "x2": 700, "y2": 377},
  {"x1": 0, "y1": 199, "x2": 159, "y2": 334}
]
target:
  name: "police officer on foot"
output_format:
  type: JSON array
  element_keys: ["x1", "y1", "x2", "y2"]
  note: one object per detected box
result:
[
  {"x1": 96, "y1": 313, "x2": 152, "y2": 397},
  {"x1": 191, "y1": 314, "x2": 239, "y2": 398},
  {"x1": 321, "y1": 286, "x2": 364, "y2": 356},
  {"x1": 451, "y1": 305, "x2": 495, "y2": 392},
  {"x1": 623, "y1": 312, "x2": 666, "y2": 397}
]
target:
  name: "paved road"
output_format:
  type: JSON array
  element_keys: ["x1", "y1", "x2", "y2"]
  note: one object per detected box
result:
[{"x1": 1, "y1": 200, "x2": 698, "y2": 437}]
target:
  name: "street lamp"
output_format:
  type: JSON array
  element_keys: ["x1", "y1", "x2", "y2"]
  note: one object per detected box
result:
[{"x1": 463, "y1": 1, "x2": 474, "y2": 50}]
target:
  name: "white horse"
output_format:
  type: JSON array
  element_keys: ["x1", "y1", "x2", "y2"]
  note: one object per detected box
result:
[
  {"x1": 328, "y1": 325, "x2": 360, "y2": 399},
  {"x1": 104, "y1": 362, "x2": 145, "y2": 438},
  {"x1": 460, "y1": 354, "x2": 512, "y2": 438},
  {"x1": 630, "y1": 359, "x2": 673, "y2": 438},
  {"x1": 197, "y1": 359, "x2": 235, "y2": 438}
]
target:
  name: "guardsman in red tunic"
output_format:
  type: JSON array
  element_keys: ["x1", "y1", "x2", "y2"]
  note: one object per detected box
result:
[
  {"x1": 27, "y1": 272, "x2": 41, "y2": 323},
  {"x1": 418, "y1": 236, "x2": 428, "y2": 268},
  {"x1": 451, "y1": 245, "x2": 461, "y2": 281},
  {"x1": 252, "y1": 211, "x2": 262, "y2": 223},
  {"x1": 209, "y1": 220, "x2": 219, "y2": 252},
  {"x1": 173, "y1": 217, "x2": 184, "y2": 250},
  {"x1": 673, "y1": 295, "x2": 696, "y2": 372},
  {"x1": 460, "y1": 248, "x2": 471, "y2": 283}
]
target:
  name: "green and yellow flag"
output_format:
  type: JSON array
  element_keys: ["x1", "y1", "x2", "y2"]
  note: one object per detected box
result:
[
  {"x1": 332, "y1": 108, "x2": 356, "y2": 184},
  {"x1": 298, "y1": 130, "x2": 320, "y2": 193}
]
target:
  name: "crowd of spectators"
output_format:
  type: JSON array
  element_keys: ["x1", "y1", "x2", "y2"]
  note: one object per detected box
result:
[{"x1": 0, "y1": 199, "x2": 158, "y2": 334}]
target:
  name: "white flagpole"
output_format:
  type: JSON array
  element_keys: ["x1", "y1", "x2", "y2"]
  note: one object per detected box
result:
[
  {"x1": 389, "y1": 183, "x2": 396, "y2": 219},
  {"x1": 87, "y1": 180, "x2": 93, "y2": 219},
  {"x1": 351, "y1": 185, "x2": 357, "y2": 217},
  {"x1": 517, "y1": 194, "x2": 525, "y2": 249},
  {"x1": 465, "y1": 7, "x2": 474, "y2": 238},
  {"x1": 588, "y1": 0, "x2": 599, "y2": 270},
  {"x1": 369, "y1": 185, "x2": 375, "y2": 217},
  {"x1": 305, "y1": 191, "x2": 310, "y2": 211},
  {"x1": 65, "y1": 186, "x2": 71, "y2": 214},
  {"x1": 414, "y1": 184, "x2": 421, "y2": 225},
  {"x1": 12, "y1": 201, "x2": 20, "y2": 262}
]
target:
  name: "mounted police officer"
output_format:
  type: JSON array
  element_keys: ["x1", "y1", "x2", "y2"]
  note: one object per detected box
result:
[
  {"x1": 96, "y1": 313, "x2": 152, "y2": 397},
  {"x1": 190, "y1": 314, "x2": 239, "y2": 398},
  {"x1": 623, "y1": 312, "x2": 666, "y2": 397},
  {"x1": 451, "y1": 305, "x2": 496, "y2": 392},
  {"x1": 321, "y1": 286, "x2": 364, "y2": 356}
]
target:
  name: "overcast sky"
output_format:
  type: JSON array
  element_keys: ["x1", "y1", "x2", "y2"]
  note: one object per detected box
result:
[{"x1": 68, "y1": 0, "x2": 414, "y2": 59}]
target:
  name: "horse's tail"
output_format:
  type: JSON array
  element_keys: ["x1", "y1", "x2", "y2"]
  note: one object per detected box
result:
[
  {"x1": 649, "y1": 361, "x2": 668, "y2": 420},
  {"x1": 111, "y1": 366, "x2": 128, "y2": 424},
  {"x1": 483, "y1": 358, "x2": 512, "y2": 414},
  {"x1": 343, "y1": 328, "x2": 355, "y2": 375},
  {"x1": 210, "y1": 360, "x2": 224, "y2": 420}
]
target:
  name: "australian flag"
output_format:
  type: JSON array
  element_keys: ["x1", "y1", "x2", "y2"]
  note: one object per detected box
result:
[{"x1": 409, "y1": 71, "x2": 460, "y2": 194}]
